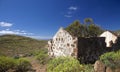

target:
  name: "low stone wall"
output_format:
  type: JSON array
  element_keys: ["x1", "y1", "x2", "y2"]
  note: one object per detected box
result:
[
  {"x1": 112, "y1": 37, "x2": 120, "y2": 51},
  {"x1": 77, "y1": 37, "x2": 106, "y2": 64},
  {"x1": 94, "y1": 60, "x2": 120, "y2": 72},
  {"x1": 48, "y1": 36, "x2": 120, "y2": 64},
  {"x1": 77, "y1": 37, "x2": 120, "y2": 64}
]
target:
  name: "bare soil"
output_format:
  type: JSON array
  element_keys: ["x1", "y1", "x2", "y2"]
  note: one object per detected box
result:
[{"x1": 27, "y1": 57, "x2": 46, "y2": 72}]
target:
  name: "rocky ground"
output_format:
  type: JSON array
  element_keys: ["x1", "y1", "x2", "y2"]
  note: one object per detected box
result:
[{"x1": 27, "y1": 57, "x2": 46, "y2": 72}]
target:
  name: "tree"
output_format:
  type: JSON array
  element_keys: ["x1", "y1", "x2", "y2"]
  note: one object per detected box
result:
[
  {"x1": 84, "y1": 18, "x2": 103, "y2": 37},
  {"x1": 65, "y1": 19, "x2": 104, "y2": 37},
  {"x1": 84, "y1": 18, "x2": 94, "y2": 24},
  {"x1": 88, "y1": 24, "x2": 103, "y2": 37},
  {"x1": 65, "y1": 20, "x2": 83, "y2": 37}
]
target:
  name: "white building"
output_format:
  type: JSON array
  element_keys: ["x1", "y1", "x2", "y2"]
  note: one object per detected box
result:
[
  {"x1": 100, "y1": 31, "x2": 118, "y2": 47},
  {"x1": 48, "y1": 27, "x2": 78, "y2": 57}
]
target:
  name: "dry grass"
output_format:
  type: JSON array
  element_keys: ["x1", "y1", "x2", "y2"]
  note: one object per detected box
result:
[{"x1": 0, "y1": 34, "x2": 47, "y2": 57}]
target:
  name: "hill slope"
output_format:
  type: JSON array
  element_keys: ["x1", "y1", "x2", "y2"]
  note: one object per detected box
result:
[
  {"x1": 0, "y1": 34, "x2": 47, "y2": 57},
  {"x1": 115, "y1": 30, "x2": 120, "y2": 36}
]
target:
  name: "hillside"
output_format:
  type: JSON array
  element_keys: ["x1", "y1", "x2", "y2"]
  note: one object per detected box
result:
[
  {"x1": 0, "y1": 34, "x2": 47, "y2": 57},
  {"x1": 115, "y1": 30, "x2": 120, "y2": 36}
]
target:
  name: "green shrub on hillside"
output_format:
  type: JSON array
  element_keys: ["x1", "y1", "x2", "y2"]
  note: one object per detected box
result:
[
  {"x1": 0, "y1": 56, "x2": 16, "y2": 72},
  {"x1": 33, "y1": 48, "x2": 48, "y2": 56},
  {"x1": 47, "y1": 57, "x2": 84, "y2": 72},
  {"x1": 36, "y1": 53, "x2": 49, "y2": 65},
  {"x1": 83, "y1": 64, "x2": 94, "y2": 72},
  {"x1": 0, "y1": 56, "x2": 32, "y2": 72},
  {"x1": 35, "y1": 48, "x2": 50, "y2": 65},
  {"x1": 100, "y1": 50, "x2": 120, "y2": 69},
  {"x1": 15, "y1": 58, "x2": 32, "y2": 72},
  {"x1": 0, "y1": 35, "x2": 47, "y2": 57}
]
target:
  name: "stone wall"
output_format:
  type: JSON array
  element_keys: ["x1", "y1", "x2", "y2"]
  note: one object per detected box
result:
[
  {"x1": 100, "y1": 31, "x2": 118, "y2": 47},
  {"x1": 48, "y1": 28, "x2": 120, "y2": 64},
  {"x1": 48, "y1": 28, "x2": 78, "y2": 58},
  {"x1": 112, "y1": 37, "x2": 120, "y2": 51},
  {"x1": 77, "y1": 37, "x2": 106, "y2": 64},
  {"x1": 94, "y1": 60, "x2": 120, "y2": 72},
  {"x1": 48, "y1": 36, "x2": 120, "y2": 64}
]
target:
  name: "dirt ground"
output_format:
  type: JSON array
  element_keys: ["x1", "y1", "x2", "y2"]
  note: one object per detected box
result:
[{"x1": 27, "y1": 57, "x2": 46, "y2": 72}]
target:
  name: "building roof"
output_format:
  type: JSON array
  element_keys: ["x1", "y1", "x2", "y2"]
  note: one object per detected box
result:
[{"x1": 106, "y1": 30, "x2": 118, "y2": 37}]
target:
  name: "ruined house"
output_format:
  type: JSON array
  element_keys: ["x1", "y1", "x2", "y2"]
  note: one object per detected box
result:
[
  {"x1": 48, "y1": 27, "x2": 78, "y2": 58},
  {"x1": 100, "y1": 31, "x2": 118, "y2": 47},
  {"x1": 48, "y1": 27, "x2": 107, "y2": 63}
]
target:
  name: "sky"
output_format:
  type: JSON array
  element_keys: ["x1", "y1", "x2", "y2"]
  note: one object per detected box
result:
[{"x1": 0, "y1": 0, "x2": 120, "y2": 39}]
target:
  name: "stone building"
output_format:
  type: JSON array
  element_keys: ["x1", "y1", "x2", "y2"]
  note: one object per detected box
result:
[
  {"x1": 48, "y1": 27, "x2": 107, "y2": 63},
  {"x1": 48, "y1": 27, "x2": 78, "y2": 58},
  {"x1": 48, "y1": 27, "x2": 120, "y2": 63},
  {"x1": 100, "y1": 31, "x2": 118, "y2": 47}
]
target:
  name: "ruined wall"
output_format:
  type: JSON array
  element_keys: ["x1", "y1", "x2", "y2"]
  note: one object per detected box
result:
[
  {"x1": 77, "y1": 37, "x2": 120, "y2": 64},
  {"x1": 48, "y1": 28, "x2": 78, "y2": 57},
  {"x1": 100, "y1": 31, "x2": 118, "y2": 47},
  {"x1": 77, "y1": 37, "x2": 106, "y2": 64},
  {"x1": 111, "y1": 37, "x2": 120, "y2": 51},
  {"x1": 48, "y1": 28, "x2": 120, "y2": 64}
]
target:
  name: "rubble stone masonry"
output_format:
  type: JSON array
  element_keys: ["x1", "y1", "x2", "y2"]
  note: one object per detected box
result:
[{"x1": 48, "y1": 28, "x2": 120, "y2": 63}]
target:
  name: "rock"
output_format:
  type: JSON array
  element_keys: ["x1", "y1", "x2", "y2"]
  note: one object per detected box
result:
[
  {"x1": 6, "y1": 69, "x2": 15, "y2": 72},
  {"x1": 106, "y1": 67, "x2": 112, "y2": 72},
  {"x1": 94, "y1": 60, "x2": 105, "y2": 72},
  {"x1": 115, "y1": 68, "x2": 120, "y2": 72},
  {"x1": 106, "y1": 67, "x2": 120, "y2": 72}
]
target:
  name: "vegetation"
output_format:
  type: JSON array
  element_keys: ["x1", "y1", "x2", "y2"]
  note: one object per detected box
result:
[
  {"x1": 65, "y1": 20, "x2": 84, "y2": 37},
  {"x1": 0, "y1": 34, "x2": 49, "y2": 71},
  {"x1": 65, "y1": 18, "x2": 103, "y2": 37},
  {"x1": 83, "y1": 64, "x2": 94, "y2": 72},
  {"x1": 0, "y1": 56, "x2": 32, "y2": 72},
  {"x1": 47, "y1": 57, "x2": 84, "y2": 72},
  {"x1": 35, "y1": 48, "x2": 50, "y2": 65},
  {"x1": 88, "y1": 24, "x2": 103, "y2": 37},
  {"x1": 0, "y1": 19, "x2": 120, "y2": 72},
  {"x1": 115, "y1": 30, "x2": 120, "y2": 36},
  {"x1": 84, "y1": 18, "x2": 94, "y2": 24},
  {"x1": 100, "y1": 50, "x2": 120, "y2": 69},
  {"x1": 0, "y1": 34, "x2": 47, "y2": 57},
  {"x1": 0, "y1": 56, "x2": 15, "y2": 72},
  {"x1": 15, "y1": 58, "x2": 32, "y2": 72}
]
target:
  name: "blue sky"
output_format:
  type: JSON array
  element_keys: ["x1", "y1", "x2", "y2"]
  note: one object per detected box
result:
[{"x1": 0, "y1": 0, "x2": 120, "y2": 39}]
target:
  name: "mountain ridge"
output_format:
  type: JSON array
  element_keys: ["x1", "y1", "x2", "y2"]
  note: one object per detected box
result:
[{"x1": 0, "y1": 34, "x2": 47, "y2": 57}]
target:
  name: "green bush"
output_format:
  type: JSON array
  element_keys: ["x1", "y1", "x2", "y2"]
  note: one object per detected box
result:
[
  {"x1": 47, "y1": 57, "x2": 84, "y2": 72},
  {"x1": 0, "y1": 56, "x2": 16, "y2": 72},
  {"x1": 36, "y1": 53, "x2": 49, "y2": 65},
  {"x1": 15, "y1": 58, "x2": 32, "y2": 72},
  {"x1": 33, "y1": 48, "x2": 48, "y2": 56},
  {"x1": 100, "y1": 50, "x2": 120, "y2": 69},
  {"x1": 0, "y1": 56, "x2": 32, "y2": 72},
  {"x1": 83, "y1": 64, "x2": 94, "y2": 72},
  {"x1": 35, "y1": 48, "x2": 50, "y2": 65}
]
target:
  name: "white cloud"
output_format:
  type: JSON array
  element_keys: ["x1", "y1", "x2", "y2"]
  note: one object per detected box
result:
[
  {"x1": 64, "y1": 15, "x2": 72, "y2": 18},
  {"x1": 0, "y1": 22, "x2": 13, "y2": 27},
  {"x1": 0, "y1": 30, "x2": 14, "y2": 34},
  {"x1": 0, "y1": 29, "x2": 51, "y2": 40},
  {"x1": 68, "y1": 6, "x2": 77, "y2": 10},
  {"x1": 27, "y1": 36, "x2": 52, "y2": 40},
  {"x1": 0, "y1": 21, "x2": 36, "y2": 39},
  {"x1": 0, "y1": 29, "x2": 33, "y2": 35},
  {"x1": 64, "y1": 6, "x2": 78, "y2": 18}
]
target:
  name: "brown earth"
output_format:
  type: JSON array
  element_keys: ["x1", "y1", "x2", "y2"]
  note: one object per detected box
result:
[{"x1": 27, "y1": 57, "x2": 46, "y2": 72}]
